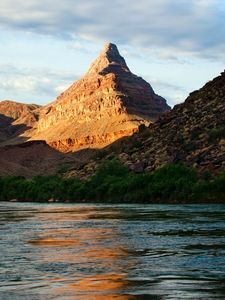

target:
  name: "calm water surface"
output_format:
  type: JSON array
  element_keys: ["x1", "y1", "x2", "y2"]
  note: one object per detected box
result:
[{"x1": 0, "y1": 202, "x2": 225, "y2": 299}]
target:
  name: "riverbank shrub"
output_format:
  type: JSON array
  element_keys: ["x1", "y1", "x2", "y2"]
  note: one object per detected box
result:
[{"x1": 0, "y1": 159, "x2": 225, "y2": 203}]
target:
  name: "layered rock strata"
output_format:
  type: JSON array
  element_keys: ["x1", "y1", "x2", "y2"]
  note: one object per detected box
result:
[{"x1": 33, "y1": 43, "x2": 169, "y2": 151}]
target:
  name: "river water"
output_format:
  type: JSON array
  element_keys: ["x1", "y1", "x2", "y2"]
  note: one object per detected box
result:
[{"x1": 0, "y1": 203, "x2": 225, "y2": 299}]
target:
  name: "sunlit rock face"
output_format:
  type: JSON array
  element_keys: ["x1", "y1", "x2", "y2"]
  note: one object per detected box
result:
[
  {"x1": 33, "y1": 42, "x2": 170, "y2": 152},
  {"x1": 0, "y1": 43, "x2": 170, "y2": 152}
]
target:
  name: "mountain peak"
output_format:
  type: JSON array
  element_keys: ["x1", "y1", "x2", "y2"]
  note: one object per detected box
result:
[
  {"x1": 102, "y1": 42, "x2": 118, "y2": 53},
  {"x1": 86, "y1": 42, "x2": 130, "y2": 75},
  {"x1": 1, "y1": 43, "x2": 169, "y2": 152}
]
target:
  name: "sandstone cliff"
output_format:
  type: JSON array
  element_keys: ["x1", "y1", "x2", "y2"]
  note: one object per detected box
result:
[
  {"x1": 33, "y1": 43, "x2": 169, "y2": 151},
  {"x1": 0, "y1": 43, "x2": 169, "y2": 151}
]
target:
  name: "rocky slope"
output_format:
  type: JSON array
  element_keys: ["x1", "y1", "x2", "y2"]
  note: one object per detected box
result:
[
  {"x1": 32, "y1": 43, "x2": 169, "y2": 151},
  {"x1": 68, "y1": 70, "x2": 225, "y2": 178}
]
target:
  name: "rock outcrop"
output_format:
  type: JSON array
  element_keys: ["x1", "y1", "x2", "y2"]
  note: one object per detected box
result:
[{"x1": 32, "y1": 42, "x2": 169, "y2": 151}]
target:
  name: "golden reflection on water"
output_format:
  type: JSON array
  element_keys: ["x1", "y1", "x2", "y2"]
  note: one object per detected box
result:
[
  {"x1": 56, "y1": 273, "x2": 129, "y2": 298},
  {"x1": 28, "y1": 238, "x2": 81, "y2": 247},
  {"x1": 27, "y1": 208, "x2": 136, "y2": 298}
]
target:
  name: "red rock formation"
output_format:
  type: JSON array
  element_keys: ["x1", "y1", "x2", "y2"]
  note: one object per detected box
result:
[
  {"x1": 0, "y1": 100, "x2": 40, "y2": 126},
  {"x1": 0, "y1": 43, "x2": 170, "y2": 152},
  {"x1": 33, "y1": 43, "x2": 170, "y2": 151}
]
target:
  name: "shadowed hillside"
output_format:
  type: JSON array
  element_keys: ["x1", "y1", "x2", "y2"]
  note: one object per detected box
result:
[{"x1": 65, "y1": 70, "x2": 225, "y2": 178}]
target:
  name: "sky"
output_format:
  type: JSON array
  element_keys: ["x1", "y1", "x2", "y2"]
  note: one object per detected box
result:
[{"x1": 0, "y1": 0, "x2": 225, "y2": 107}]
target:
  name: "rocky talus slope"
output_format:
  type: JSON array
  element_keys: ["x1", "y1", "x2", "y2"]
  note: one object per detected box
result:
[{"x1": 68, "y1": 70, "x2": 225, "y2": 178}]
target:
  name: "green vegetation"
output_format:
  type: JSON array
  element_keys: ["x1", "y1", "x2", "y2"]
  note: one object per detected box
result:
[
  {"x1": 0, "y1": 159, "x2": 225, "y2": 203},
  {"x1": 208, "y1": 125, "x2": 225, "y2": 142}
]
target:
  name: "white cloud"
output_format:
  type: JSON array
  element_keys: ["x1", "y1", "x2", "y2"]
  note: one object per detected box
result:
[
  {"x1": 0, "y1": 0, "x2": 224, "y2": 60},
  {"x1": 0, "y1": 64, "x2": 78, "y2": 103},
  {"x1": 0, "y1": 1, "x2": 224, "y2": 106}
]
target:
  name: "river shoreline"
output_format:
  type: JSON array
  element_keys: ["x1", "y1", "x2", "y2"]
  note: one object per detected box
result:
[{"x1": 4, "y1": 198, "x2": 225, "y2": 204}]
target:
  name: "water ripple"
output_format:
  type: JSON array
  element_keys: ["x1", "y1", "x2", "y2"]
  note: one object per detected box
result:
[{"x1": 0, "y1": 202, "x2": 225, "y2": 299}]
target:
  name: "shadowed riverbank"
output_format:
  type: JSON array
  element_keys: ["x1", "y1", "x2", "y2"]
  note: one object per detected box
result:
[{"x1": 1, "y1": 160, "x2": 225, "y2": 204}]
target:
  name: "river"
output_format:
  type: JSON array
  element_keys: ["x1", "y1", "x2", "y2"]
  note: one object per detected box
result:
[{"x1": 0, "y1": 202, "x2": 225, "y2": 299}]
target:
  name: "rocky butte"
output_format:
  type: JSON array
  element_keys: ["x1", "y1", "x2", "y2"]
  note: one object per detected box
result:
[{"x1": 0, "y1": 42, "x2": 169, "y2": 152}]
